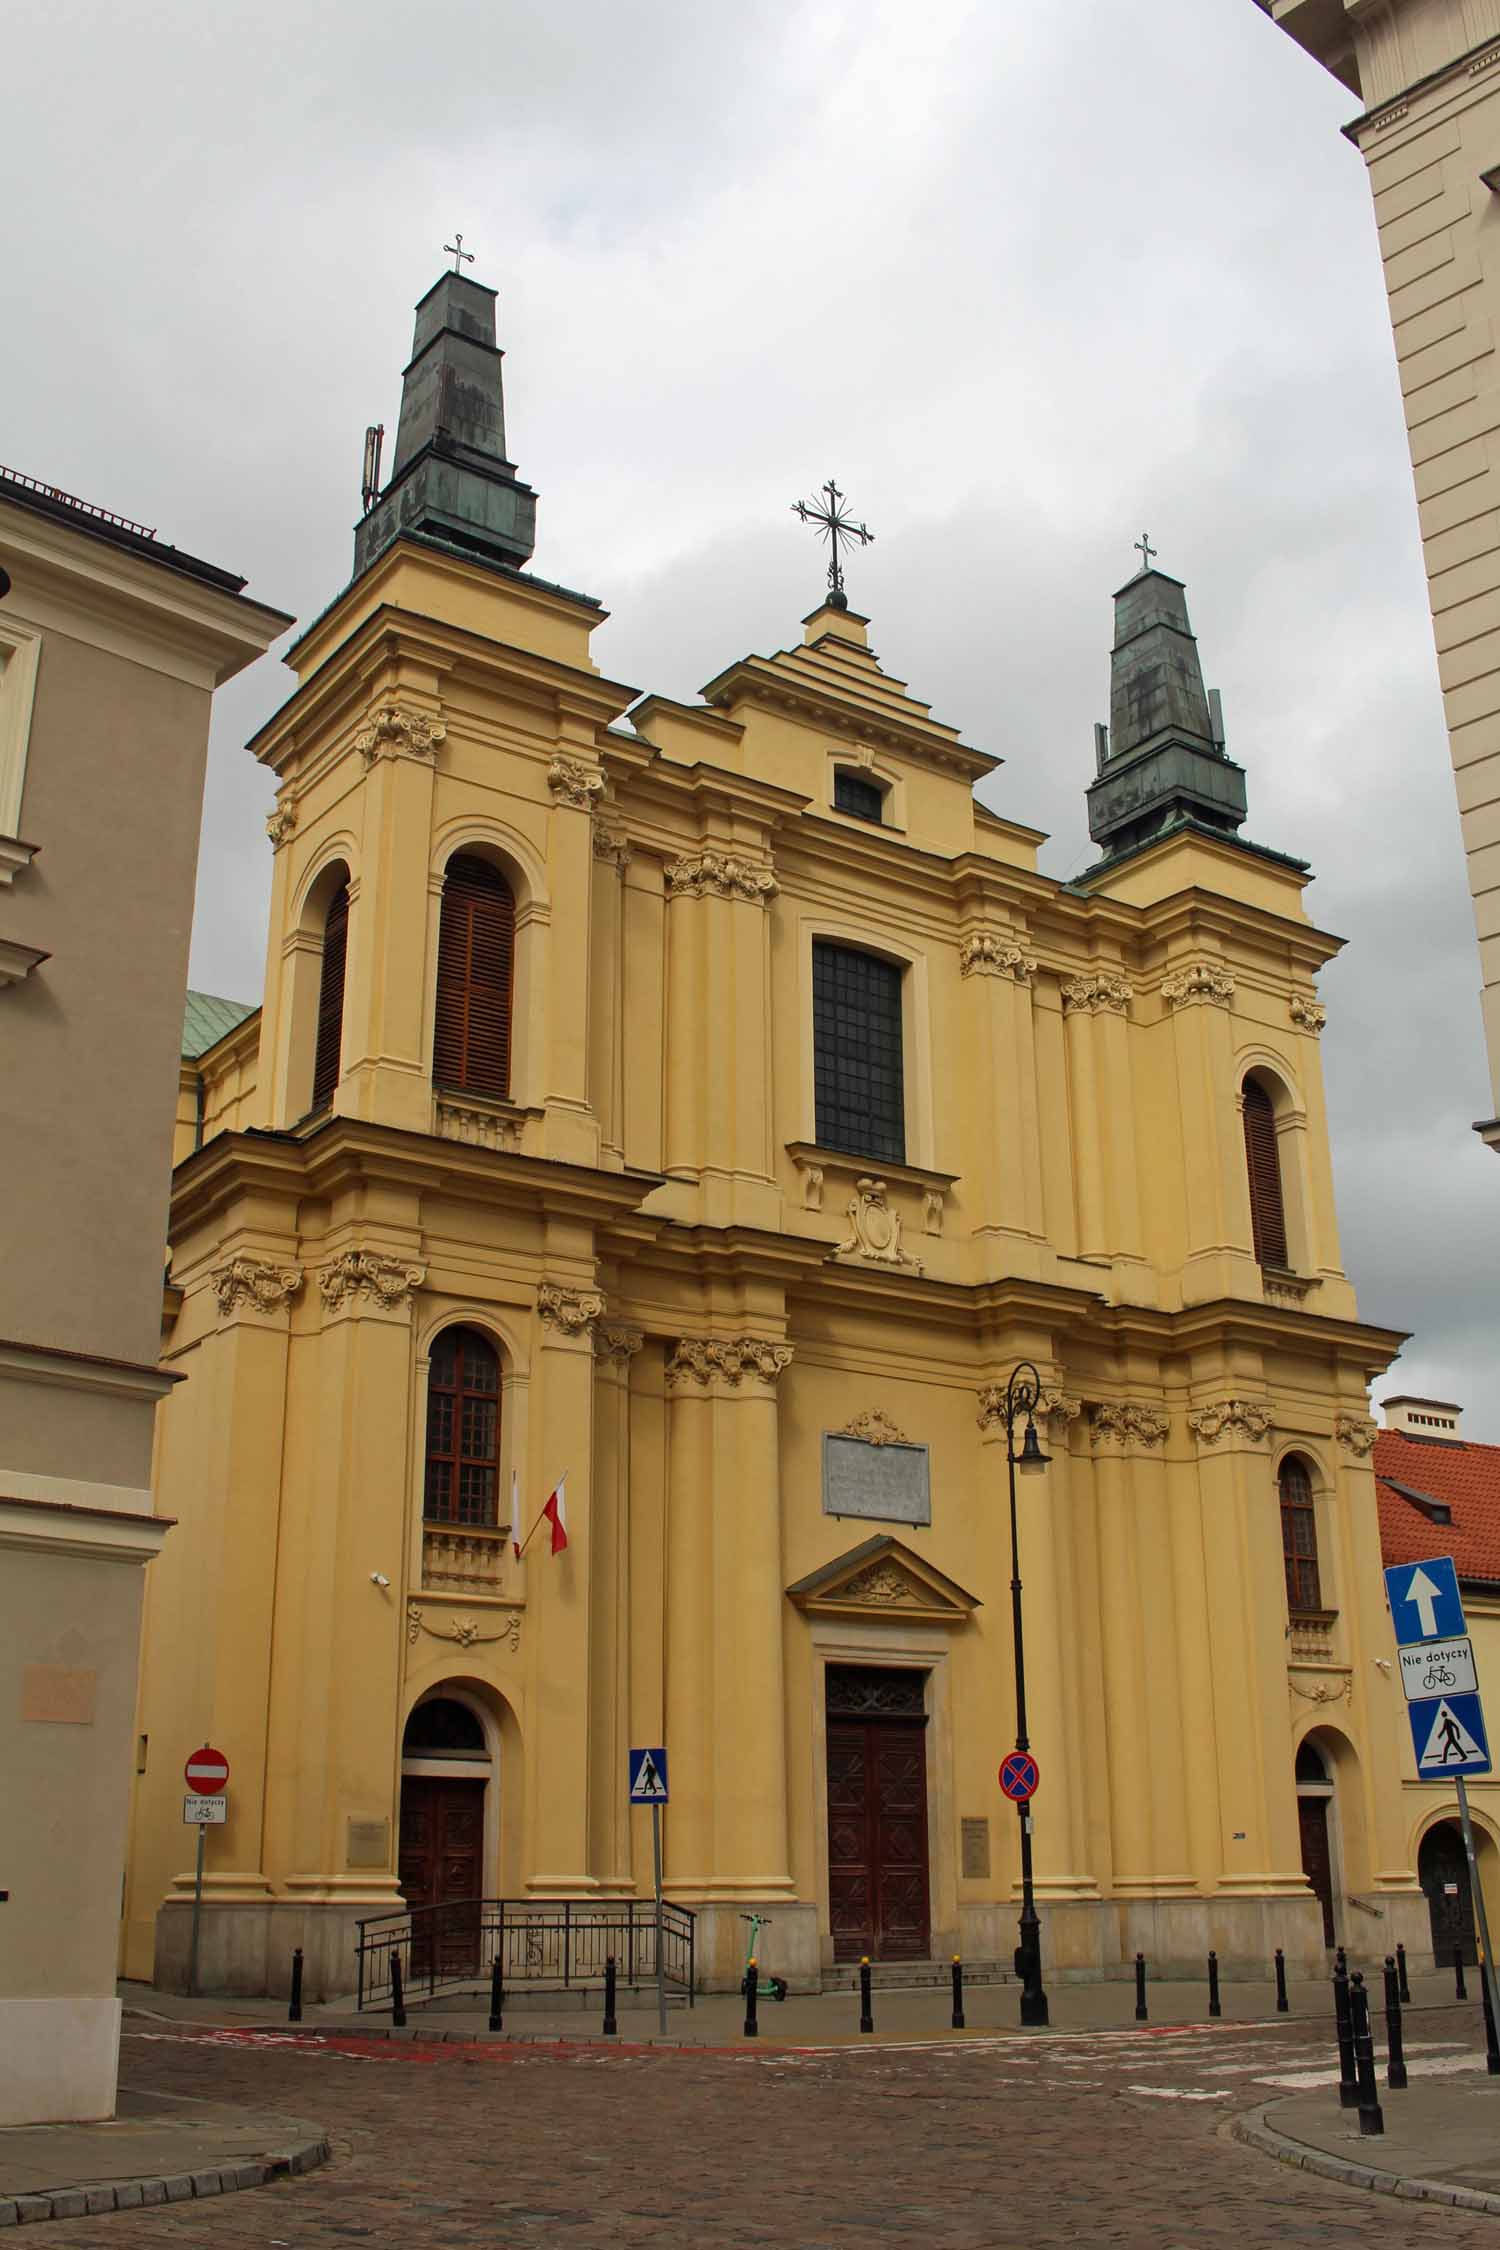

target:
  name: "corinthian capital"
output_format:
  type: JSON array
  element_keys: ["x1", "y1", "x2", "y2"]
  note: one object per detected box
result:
[
  {"x1": 548, "y1": 756, "x2": 606, "y2": 812},
  {"x1": 353, "y1": 704, "x2": 446, "y2": 764},
  {"x1": 537, "y1": 1281, "x2": 607, "y2": 1336},
  {"x1": 960, "y1": 932, "x2": 1036, "y2": 983},
  {"x1": 1161, "y1": 961, "x2": 1235, "y2": 1009},
  {"x1": 1187, "y1": 1398, "x2": 1273, "y2": 1446},
  {"x1": 1089, "y1": 1401, "x2": 1169, "y2": 1449},
  {"x1": 666, "y1": 1336, "x2": 794, "y2": 1389},
  {"x1": 1062, "y1": 973, "x2": 1133, "y2": 1016},
  {"x1": 212, "y1": 1255, "x2": 304, "y2": 1317},
  {"x1": 664, "y1": 851, "x2": 778, "y2": 905}
]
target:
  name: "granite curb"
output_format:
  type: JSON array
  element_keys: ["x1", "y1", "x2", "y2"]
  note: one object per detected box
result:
[
  {"x1": 1232, "y1": 2104, "x2": 1500, "y2": 2217},
  {"x1": 0, "y1": 2133, "x2": 330, "y2": 2227}
]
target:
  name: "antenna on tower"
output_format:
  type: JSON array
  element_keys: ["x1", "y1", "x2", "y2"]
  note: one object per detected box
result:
[{"x1": 361, "y1": 423, "x2": 385, "y2": 514}]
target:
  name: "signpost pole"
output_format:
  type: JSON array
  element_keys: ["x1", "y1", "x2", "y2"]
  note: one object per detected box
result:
[
  {"x1": 1456, "y1": 1778, "x2": 1500, "y2": 2041},
  {"x1": 187, "y1": 1821, "x2": 207, "y2": 1999},
  {"x1": 652, "y1": 1799, "x2": 666, "y2": 2037}
]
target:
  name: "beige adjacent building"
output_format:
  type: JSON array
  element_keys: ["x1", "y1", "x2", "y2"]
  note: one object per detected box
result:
[
  {"x1": 0, "y1": 467, "x2": 286, "y2": 2122},
  {"x1": 1256, "y1": 0, "x2": 1500, "y2": 1147}
]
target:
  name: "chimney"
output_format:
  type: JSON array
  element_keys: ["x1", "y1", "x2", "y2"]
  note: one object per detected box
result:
[{"x1": 1383, "y1": 1396, "x2": 1464, "y2": 1441}]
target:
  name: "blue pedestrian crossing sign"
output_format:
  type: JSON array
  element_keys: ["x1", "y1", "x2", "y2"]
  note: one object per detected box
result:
[
  {"x1": 1408, "y1": 1692, "x2": 1492, "y2": 1779},
  {"x1": 1384, "y1": 1556, "x2": 1466, "y2": 1646},
  {"x1": 628, "y1": 1746, "x2": 669, "y2": 1804}
]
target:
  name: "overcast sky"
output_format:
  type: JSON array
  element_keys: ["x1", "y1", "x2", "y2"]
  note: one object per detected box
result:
[{"x1": 7, "y1": 0, "x2": 1494, "y2": 1431}]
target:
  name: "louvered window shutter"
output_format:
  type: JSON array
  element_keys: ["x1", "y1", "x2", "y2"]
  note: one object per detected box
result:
[
  {"x1": 1279, "y1": 1457, "x2": 1321, "y2": 1612},
  {"x1": 310, "y1": 881, "x2": 349, "y2": 1112},
  {"x1": 433, "y1": 856, "x2": 515, "y2": 1098},
  {"x1": 1242, "y1": 1079, "x2": 1288, "y2": 1267}
]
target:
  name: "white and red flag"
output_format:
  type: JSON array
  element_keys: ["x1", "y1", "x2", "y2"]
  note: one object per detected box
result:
[{"x1": 542, "y1": 1477, "x2": 569, "y2": 1555}]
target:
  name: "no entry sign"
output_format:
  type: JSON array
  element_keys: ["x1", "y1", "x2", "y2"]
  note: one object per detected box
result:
[
  {"x1": 184, "y1": 1744, "x2": 230, "y2": 1794},
  {"x1": 999, "y1": 1750, "x2": 1039, "y2": 1803}
]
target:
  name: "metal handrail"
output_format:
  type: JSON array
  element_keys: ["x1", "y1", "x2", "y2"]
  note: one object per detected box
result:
[{"x1": 354, "y1": 1896, "x2": 696, "y2": 2013}]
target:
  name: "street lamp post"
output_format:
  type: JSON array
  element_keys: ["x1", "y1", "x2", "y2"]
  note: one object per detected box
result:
[{"x1": 1000, "y1": 1359, "x2": 1050, "y2": 2028}]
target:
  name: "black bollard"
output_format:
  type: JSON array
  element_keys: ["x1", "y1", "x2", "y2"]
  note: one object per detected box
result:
[
  {"x1": 1383, "y1": 1957, "x2": 1407, "y2": 2091},
  {"x1": 1396, "y1": 1942, "x2": 1410, "y2": 2005},
  {"x1": 1134, "y1": 1953, "x2": 1148, "y2": 2023},
  {"x1": 390, "y1": 1949, "x2": 407, "y2": 2029},
  {"x1": 1456, "y1": 1943, "x2": 1469, "y2": 2002},
  {"x1": 288, "y1": 1946, "x2": 304, "y2": 2024},
  {"x1": 603, "y1": 1954, "x2": 618, "y2": 2038},
  {"x1": 743, "y1": 1959, "x2": 759, "y2": 2040},
  {"x1": 1333, "y1": 1962, "x2": 1358, "y2": 2111},
  {"x1": 859, "y1": 1957, "x2": 874, "y2": 2036},
  {"x1": 1350, "y1": 1973, "x2": 1384, "y2": 2137},
  {"x1": 1207, "y1": 1950, "x2": 1221, "y2": 2020},
  {"x1": 1483, "y1": 1971, "x2": 1500, "y2": 2076},
  {"x1": 1274, "y1": 1948, "x2": 1288, "y2": 2014},
  {"x1": 951, "y1": 1957, "x2": 965, "y2": 2031},
  {"x1": 488, "y1": 1953, "x2": 504, "y2": 2034}
]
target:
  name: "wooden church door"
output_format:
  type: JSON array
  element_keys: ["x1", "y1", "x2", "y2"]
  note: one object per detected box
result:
[
  {"x1": 826, "y1": 1667, "x2": 931, "y2": 1962},
  {"x1": 399, "y1": 1776, "x2": 485, "y2": 1975}
]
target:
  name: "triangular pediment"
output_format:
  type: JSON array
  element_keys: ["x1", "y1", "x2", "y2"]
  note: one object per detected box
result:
[{"x1": 786, "y1": 1535, "x2": 979, "y2": 1624}]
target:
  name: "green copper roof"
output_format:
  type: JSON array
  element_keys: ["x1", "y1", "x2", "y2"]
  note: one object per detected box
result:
[{"x1": 182, "y1": 989, "x2": 256, "y2": 1059}]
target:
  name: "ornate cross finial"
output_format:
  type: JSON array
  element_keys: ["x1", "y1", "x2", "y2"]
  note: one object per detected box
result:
[
  {"x1": 1135, "y1": 530, "x2": 1158, "y2": 574},
  {"x1": 444, "y1": 233, "x2": 476, "y2": 275},
  {"x1": 792, "y1": 478, "x2": 874, "y2": 610}
]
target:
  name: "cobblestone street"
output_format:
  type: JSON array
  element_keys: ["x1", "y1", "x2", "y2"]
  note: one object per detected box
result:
[{"x1": 36, "y1": 2014, "x2": 1500, "y2": 2247}]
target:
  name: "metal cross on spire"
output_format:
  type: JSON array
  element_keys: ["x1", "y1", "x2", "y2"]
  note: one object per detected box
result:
[
  {"x1": 444, "y1": 233, "x2": 476, "y2": 275},
  {"x1": 1134, "y1": 530, "x2": 1158, "y2": 574},
  {"x1": 792, "y1": 478, "x2": 874, "y2": 609}
]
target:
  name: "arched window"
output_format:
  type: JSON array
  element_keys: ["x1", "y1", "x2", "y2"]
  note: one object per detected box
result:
[
  {"x1": 424, "y1": 1326, "x2": 500, "y2": 1527},
  {"x1": 433, "y1": 855, "x2": 515, "y2": 1098},
  {"x1": 1280, "y1": 1455, "x2": 1322, "y2": 1613},
  {"x1": 403, "y1": 1697, "x2": 487, "y2": 1757},
  {"x1": 310, "y1": 878, "x2": 349, "y2": 1112},
  {"x1": 1242, "y1": 1076, "x2": 1289, "y2": 1268},
  {"x1": 812, "y1": 940, "x2": 905, "y2": 1162}
]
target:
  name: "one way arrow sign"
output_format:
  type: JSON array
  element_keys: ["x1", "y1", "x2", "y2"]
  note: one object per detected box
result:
[{"x1": 1384, "y1": 1556, "x2": 1466, "y2": 1647}]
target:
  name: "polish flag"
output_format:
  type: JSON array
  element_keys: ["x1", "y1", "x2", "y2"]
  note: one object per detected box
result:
[{"x1": 542, "y1": 1477, "x2": 569, "y2": 1555}]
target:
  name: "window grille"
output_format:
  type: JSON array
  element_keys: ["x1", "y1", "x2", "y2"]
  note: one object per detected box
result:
[
  {"x1": 812, "y1": 941, "x2": 905, "y2": 1163},
  {"x1": 425, "y1": 1326, "x2": 500, "y2": 1527},
  {"x1": 433, "y1": 856, "x2": 515, "y2": 1098},
  {"x1": 834, "y1": 769, "x2": 885, "y2": 824},
  {"x1": 310, "y1": 879, "x2": 349, "y2": 1112},
  {"x1": 1242, "y1": 1077, "x2": 1289, "y2": 1267},
  {"x1": 1280, "y1": 1456, "x2": 1321, "y2": 1614}
]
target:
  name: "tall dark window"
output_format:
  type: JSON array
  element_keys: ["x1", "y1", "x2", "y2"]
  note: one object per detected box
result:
[
  {"x1": 310, "y1": 879, "x2": 349, "y2": 1112},
  {"x1": 1280, "y1": 1456, "x2": 1322, "y2": 1613},
  {"x1": 813, "y1": 941, "x2": 905, "y2": 1163},
  {"x1": 1242, "y1": 1077, "x2": 1289, "y2": 1267},
  {"x1": 433, "y1": 855, "x2": 515, "y2": 1098},
  {"x1": 834, "y1": 769, "x2": 885, "y2": 824},
  {"x1": 424, "y1": 1326, "x2": 500, "y2": 1526}
]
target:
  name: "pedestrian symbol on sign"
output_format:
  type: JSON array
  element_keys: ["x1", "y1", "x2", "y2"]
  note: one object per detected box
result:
[
  {"x1": 1417, "y1": 1698, "x2": 1487, "y2": 1771},
  {"x1": 628, "y1": 1746, "x2": 669, "y2": 1803}
]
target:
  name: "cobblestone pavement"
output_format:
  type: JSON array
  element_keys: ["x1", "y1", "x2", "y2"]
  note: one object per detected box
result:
[{"x1": 42, "y1": 2015, "x2": 1500, "y2": 2247}]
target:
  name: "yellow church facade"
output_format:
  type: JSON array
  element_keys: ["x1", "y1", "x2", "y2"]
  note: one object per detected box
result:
[{"x1": 125, "y1": 270, "x2": 1428, "y2": 1998}]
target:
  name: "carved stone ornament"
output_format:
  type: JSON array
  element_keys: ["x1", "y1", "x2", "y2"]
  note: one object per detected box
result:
[
  {"x1": 1187, "y1": 1398, "x2": 1274, "y2": 1446},
  {"x1": 591, "y1": 820, "x2": 631, "y2": 868},
  {"x1": 802, "y1": 1164, "x2": 825, "y2": 1212},
  {"x1": 960, "y1": 932, "x2": 1036, "y2": 984},
  {"x1": 1161, "y1": 961, "x2": 1236, "y2": 1009},
  {"x1": 977, "y1": 1384, "x2": 1080, "y2": 1431},
  {"x1": 353, "y1": 704, "x2": 446, "y2": 764},
  {"x1": 842, "y1": 1560, "x2": 928, "y2": 1608},
  {"x1": 537, "y1": 1282, "x2": 607, "y2": 1336},
  {"x1": 836, "y1": 1178, "x2": 922, "y2": 1273},
  {"x1": 212, "y1": 1255, "x2": 304, "y2": 1317},
  {"x1": 594, "y1": 1323, "x2": 645, "y2": 1364},
  {"x1": 664, "y1": 850, "x2": 778, "y2": 905},
  {"x1": 407, "y1": 1601, "x2": 521, "y2": 1653},
  {"x1": 265, "y1": 802, "x2": 297, "y2": 849},
  {"x1": 436, "y1": 1098, "x2": 520, "y2": 1152},
  {"x1": 1290, "y1": 994, "x2": 1328, "y2": 1035},
  {"x1": 1089, "y1": 1401, "x2": 1170, "y2": 1449},
  {"x1": 1335, "y1": 1413, "x2": 1379, "y2": 1458},
  {"x1": 666, "y1": 1337, "x2": 794, "y2": 1389},
  {"x1": 548, "y1": 756, "x2": 606, "y2": 812},
  {"x1": 839, "y1": 1409, "x2": 911, "y2": 1447},
  {"x1": 1062, "y1": 972, "x2": 1133, "y2": 1016},
  {"x1": 1290, "y1": 1674, "x2": 1350, "y2": 1707},
  {"x1": 319, "y1": 1249, "x2": 427, "y2": 1310}
]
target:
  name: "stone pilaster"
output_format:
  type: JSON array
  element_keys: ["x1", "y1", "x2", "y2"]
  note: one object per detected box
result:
[{"x1": 590, "y1": 1323, "x2": 643, "y2": 1890}]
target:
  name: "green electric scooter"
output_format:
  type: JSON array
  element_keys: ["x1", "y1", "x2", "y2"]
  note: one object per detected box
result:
[{"x1": 740, "y1": 1912, "x2": 789, "y2": 2002}]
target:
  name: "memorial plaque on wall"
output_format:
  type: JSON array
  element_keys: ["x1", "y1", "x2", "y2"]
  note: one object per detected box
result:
[
  {"x1": 822, "y1": 1434, "x2": 931, "y2": 1527},
  {"x1": 961, "y1": 1817, "x2": 991, "y2": 1879}
]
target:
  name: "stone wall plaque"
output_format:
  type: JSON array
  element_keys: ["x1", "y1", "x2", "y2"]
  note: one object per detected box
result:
[
  {"x1": 822, "y1": 1434, "x2": 931, "y2": 1527},
  {"x1": 961, "y1": 1817, "x2": 991, "y2": 1879},
  {"x1": 20, "y1": 1666, "x2": 96, "y2": 1724},
  {"x1": 346, "y1": 1818, "x2": 390, "y2": 1870}
]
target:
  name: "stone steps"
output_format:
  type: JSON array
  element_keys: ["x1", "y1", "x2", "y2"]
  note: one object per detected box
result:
[{"x1": 820, "y1": 1959, "x2": 1012, "y2": 1992}]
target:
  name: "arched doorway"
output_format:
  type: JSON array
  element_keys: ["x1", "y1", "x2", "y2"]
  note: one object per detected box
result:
[
  {"x1": 399, "y1": 1694, "x2": 493, "y2": 1976},
  {"x1": 1419, "y1": 1821, "x2": 1477, "y2": 1967},
  {"x1": 1295, "y1": 1739, "x2": 1337, "y2": 1947}
]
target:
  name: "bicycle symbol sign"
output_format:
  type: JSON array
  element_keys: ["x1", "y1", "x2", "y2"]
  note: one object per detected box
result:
[
  {"x1": 1398, "y1": 1637, "x2": 1477, "y2": 1704},
  {"x1": 999, "y1": 1751, "x2": 1040, "y2": 1803}
]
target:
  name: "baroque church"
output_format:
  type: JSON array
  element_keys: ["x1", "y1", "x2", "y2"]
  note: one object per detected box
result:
[{"x1": 124, "y1": 264, "x2": 1430, "y2": 1998}]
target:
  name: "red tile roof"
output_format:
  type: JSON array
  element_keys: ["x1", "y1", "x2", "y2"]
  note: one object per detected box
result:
[{"x1": 1374, "y1": 1430, "x2": 1500, "y2": 1587}]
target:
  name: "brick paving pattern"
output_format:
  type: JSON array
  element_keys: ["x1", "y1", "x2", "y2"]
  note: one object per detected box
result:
[{"x1": 38, "y1": 2016, "x2": 1500, "y2": 2247}]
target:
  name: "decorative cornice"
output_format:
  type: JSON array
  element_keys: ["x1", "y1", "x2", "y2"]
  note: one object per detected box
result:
[
  {"x1": 354, "y1": 704, "x2": 446, "y2": 765},
  {"x1": 407, "y1": 1601, "x2": 521, "y2": 1653},
  {"x1": 591, "y1": 820, "x2": 631, "y2": 869},
  {"x1": 1161, "y1": 961, "x2": 1235, "y2": 1009},
  {"x1": 1290, "y1": 994, "x2": 1327, "y2": 1035},
  {"x1": 835, "y1": 1178, "x2": 921, "y2": 1273},
  {"x1": 537, "y1": 1282, "x2": 606, "y2": 1336},
  {"x1": 548, "y1": 755, "x2": 605, "y2": 812},
  {"x1": 1089, "y1": 1401, "x2": 1170, "y2": 1450},
  {"x1": 960, "y1": 932, "x2": 1036, "y2": 984},
  {"x1": 265, "y1": 802, "x2": 297, "y2": 849},
  {"x1": 319, "y1": 1249, "x2": 426, "y2": 1310},
  {"x1": 666, "y1": 1336, "x2": 794, "y2": 1390},
  {"x1": 664, "y1": 850, "x2": 778, "y2": 905},
  {"x1": 1187, "y1": 1398, "x2": 1273, "y2": 1446},
  {"x1": 1335, "y1": 1413, "x2": 1378, "y2": 1459},
  {"x1": 594, "y1": 1323, "x2": 645, "y2": 1364},
  {"x1": 1062, "y1": 972, "x2": 1133, "y2": 1016},
  {"x1": 837, "y1": 1409, "x2": 911, "y2": 1447},
  {"x1": 211, "y1": 1255, "x2": 304, "y2": 1317}
]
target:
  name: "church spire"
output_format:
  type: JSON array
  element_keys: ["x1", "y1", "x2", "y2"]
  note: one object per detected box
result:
[
  {"x1": 353, "y1": 264, "x2": 537, "y2": 580},
  {"x1": 1085, "y1": 558, "x2": 1248, "y2": 866}
]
